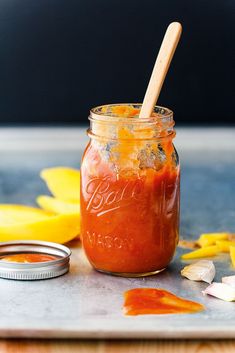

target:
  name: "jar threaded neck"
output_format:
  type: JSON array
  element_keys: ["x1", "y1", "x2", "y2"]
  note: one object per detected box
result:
[{"x1": 89, "y1": 104, "x2": 175, "y2": 140}]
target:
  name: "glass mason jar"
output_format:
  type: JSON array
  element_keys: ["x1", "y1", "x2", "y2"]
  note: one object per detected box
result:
[{"x1": 80, "y1": 104, "x2": 180, "y2": 277}]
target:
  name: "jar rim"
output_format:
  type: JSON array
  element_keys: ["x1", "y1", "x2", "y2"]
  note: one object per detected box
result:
[{"x1": 90, "y1": 103, "x2": 173, "y2": 123}]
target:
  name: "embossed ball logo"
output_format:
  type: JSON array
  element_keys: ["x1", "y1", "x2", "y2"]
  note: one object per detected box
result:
[{"x1": 85, "y1": 175, "x2": 143, "y2": 216}]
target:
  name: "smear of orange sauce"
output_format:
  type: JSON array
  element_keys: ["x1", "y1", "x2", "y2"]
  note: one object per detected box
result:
[
  {"x1": 1, "y1": 253, "x2": 58, "y2": 263},
  {"x1": 123, "y1": 288, "x2": 205, "y2": 315}
]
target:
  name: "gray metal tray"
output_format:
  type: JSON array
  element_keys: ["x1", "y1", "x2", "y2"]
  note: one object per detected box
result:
[{"x1": 0, "y1": 127, "x2": 234, "y2": 339}]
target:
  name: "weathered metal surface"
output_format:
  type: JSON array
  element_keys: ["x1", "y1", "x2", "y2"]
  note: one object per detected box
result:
[{"x1": 0, "y1": 128, "x2": 234, "y2": 339}]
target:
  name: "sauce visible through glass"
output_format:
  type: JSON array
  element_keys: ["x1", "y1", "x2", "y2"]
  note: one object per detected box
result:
[
  {"x1": 81, "y1": 104, "x2": 180, "y2": 275},
  {"x1": 123, "y1": 288, "x2": 205, "y2": 315},
  {"x1": 81, "y1": 149, "x2": 180, "y2": 273},
  {"x1": 0, "y1": 253, "x2": 59, "y2": 263}
]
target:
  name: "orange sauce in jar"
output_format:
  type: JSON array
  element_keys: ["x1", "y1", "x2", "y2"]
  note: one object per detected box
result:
[
  {"x1": 123, "y1": 288, "x2": 205, "y2": 315},
  {"x1": 81, "y1": 104, "x2": 180, "y2": 276}
]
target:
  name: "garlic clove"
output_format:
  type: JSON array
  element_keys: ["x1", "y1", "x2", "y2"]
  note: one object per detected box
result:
[
  {"x1": 181, "y1": 260, "x2": 215, "y2": 284},
  {"x1": 202, "y1": 283, "x2": 235, "y2": 302},
  {"x1": 222, "y1": 275, "x2": 235, "y2": 288}
]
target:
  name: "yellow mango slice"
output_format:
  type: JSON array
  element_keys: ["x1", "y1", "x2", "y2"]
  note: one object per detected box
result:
[
  {"x1": 40, "y1": 167, "x2": 80, "y2": 202},
  {"x1": 230, "y1": 246, "x2": 235, "y2": 267},
  {"x1": 0, "y1": 205, "x2": 79, "y2": 243},
  {"x1": 216, "y1": 240, "x2": 235, "y2": 252},
  {"x1": 197, "y1": 233, "x2": 229, "y2": 247},
  {"x1": 37, "y1": 195, "x2": 80, "y2": 214},
  {"x1": 181, "y1": 245, "x2": 220, "y2": 260},
  {"x1": 0, "y1": 204, "x2": 52, "y2": 225}
]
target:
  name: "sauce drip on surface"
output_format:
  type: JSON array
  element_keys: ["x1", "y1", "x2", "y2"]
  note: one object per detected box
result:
[
  {"x1": 123, "y1": 288, "x2": 205, "y2": 315},
  {"x1": 0, "y1": 253, "x2": 59, "y2": 263}
]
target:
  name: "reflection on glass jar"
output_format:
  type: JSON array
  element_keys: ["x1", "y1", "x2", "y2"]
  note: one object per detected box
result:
[{"x1": 80, "y1": 104, "x2": 180, "y2": 277}]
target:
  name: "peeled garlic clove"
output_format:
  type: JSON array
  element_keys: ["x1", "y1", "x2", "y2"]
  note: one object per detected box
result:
[
  {"x1": 181, "y1": 260, "x2": 215, "y2": 284},
  {"x1": 202, "y1": 283, "x2": 235, "y2": 302},
  {"x1": 222, "y1": 275, "x2": 235, "y2": 288}
]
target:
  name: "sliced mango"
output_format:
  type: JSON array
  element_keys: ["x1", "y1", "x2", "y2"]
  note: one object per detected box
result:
[
  {"x1": 37, "y1": 195, "x2": 80, "y2": 214},
  {"x1": 40, "y1": 167, "x2": 80, "y2": 202},
  {"x1": 228, "y1": 234, "x2": 235, "y2": 241},
  {"x1": 197, "y1": 233, "x2": 229, "y2": 247},
  {"x1": 0, "y1": 205, "x2": 79, "y2": 243},
  {"x1": 181, "y1": 245, "x2": 220, "y2": 260},
  {"x1": 0, "y1": 204, "x2": 52, "y2": 225},
  {"x1": 230, "y1": 246, "x2": 235, "y2": 267},
  {"x1": 216, "y1": 240, "x2": 235, "y2": 253}
]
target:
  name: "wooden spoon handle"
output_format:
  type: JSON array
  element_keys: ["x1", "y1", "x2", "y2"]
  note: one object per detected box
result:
[{"x1": 139, "y1": 22, "x2": 182, "y2": 119}]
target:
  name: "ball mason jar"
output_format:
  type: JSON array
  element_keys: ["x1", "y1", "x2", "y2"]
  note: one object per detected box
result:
[{"x1": 80, "y1": 104, "x2": 180, "y2": 277}]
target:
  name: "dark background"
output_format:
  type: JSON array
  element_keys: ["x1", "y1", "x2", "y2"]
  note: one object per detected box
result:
[{"x1": 0, "y1": 0, "x2": 234, "y2": 126}]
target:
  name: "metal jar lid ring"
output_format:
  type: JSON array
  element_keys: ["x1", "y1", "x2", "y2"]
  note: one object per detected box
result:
[{"x1": 0, "y1": 240, "x2": 71, "y2": 281}]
